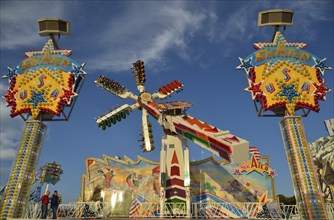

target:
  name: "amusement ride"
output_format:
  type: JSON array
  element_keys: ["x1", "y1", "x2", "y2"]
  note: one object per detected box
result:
[
  {"x1": 0, "y1": 8, "x2": 332, "y2": 220},
  {"x1": 95, "y1": 60, "x2": 250, "y2": 215}
]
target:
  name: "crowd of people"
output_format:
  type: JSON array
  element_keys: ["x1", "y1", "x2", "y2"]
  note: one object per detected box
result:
[{"x1": 40, "y1": 190, "x2": 61, "y2": 219}]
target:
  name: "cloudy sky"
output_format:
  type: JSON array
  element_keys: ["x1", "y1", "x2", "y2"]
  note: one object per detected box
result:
[{"x1": 0, "y1": 0, "x2": 333, "y2": 202}]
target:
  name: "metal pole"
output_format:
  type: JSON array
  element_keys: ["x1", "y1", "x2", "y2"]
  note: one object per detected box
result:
[
  {"x1": 45, "y1": 184, "x2": 49, "y2": 194},
  {"x1": 50, "y1": 34, "x2": 60, "y2": 50},
  {"x1": 159, "y1": 139, "x2": 166, "y2": 217},
  {"x1": 184, "y1": 144, "x2": 191, "y2": 218},
  {"x1": 271, "y1": 25, "x2": 280, "y2": 42}
]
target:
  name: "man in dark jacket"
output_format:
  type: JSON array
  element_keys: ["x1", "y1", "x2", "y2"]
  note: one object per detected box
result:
[{"x1": 50, "y1": 190, "x2": 60, "y2": 219}]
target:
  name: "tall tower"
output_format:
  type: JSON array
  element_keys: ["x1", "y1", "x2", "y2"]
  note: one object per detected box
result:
[
  {"x1": 160, "y1": 134, "x2": 190, "y2": 217},
  {"x1": 237, "y1": 10, "x2": 331, "y2": 220},
  {"x1": 1, "y1": 121, "x2": 46, "y2": 218},
  {"x1": 1, "y1": 18, "x2": 86, "y2": 219},
  {"x1": 280, "y1": 117, "x2": 327, "y2": 219}
]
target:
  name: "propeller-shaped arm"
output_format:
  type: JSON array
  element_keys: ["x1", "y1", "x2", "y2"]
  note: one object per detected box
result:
[
  {"x1": 96, "y1": 104, "x2": 137, "y2": 130},
  {"x1": 95, "y1": 75, "x2": 137, "y2": 100},
  {"x1": 132, "y1": 60, "x2": 146, "y2": 89},
  {"x1": 95, "y1": 60, "x2": 250, "y2": 162},
  {"x1": 137, "y1": 85, "x2": 145, "y2": 93},
  {"x1": 141, "y1": 108, "x2": 154, "y2": 152},
  {"x1": 152, "y1": 80, "x2": 183, "y2": 99}
]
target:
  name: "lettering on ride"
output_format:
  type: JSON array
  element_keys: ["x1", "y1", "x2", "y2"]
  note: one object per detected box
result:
[
  {"x1": 234, "y1": 154, "x2": 276, "y2": 177},
  {"x1": 265, "y1": 83, "x2": 275, "y2": 93},
  {"x1": 301, "y1": 82, "x2": 310, "y2": 93},
  {"x1": 255, "y1": 42, "x2": 310, "y2": 63},
  {"x1": 21, "y1": 50, "x2": 70, "y2": 70},
  {"x1": 50, "y1": 88, "x2": 59, "y2": 99},
  {"x1": 37, "y1": 75, "x2": 47, "y2": 88},
  {"x1": 250, "y1": 155, "x2": 269, "y2": 172},
  {"x1": 20, "y1": 90, "x2": 27, "y2": 100},
  {"x1": 281, "y1": 68, "x2": 291, "y2": 81}
]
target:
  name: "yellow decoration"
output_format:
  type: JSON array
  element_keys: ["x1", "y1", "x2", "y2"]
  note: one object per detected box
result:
[
  {"x1": 234, "y1": 154, "x2": 276, "y2": 177},
  {"x1": 253, "y1": 62, "x2": 318, "y2": 115},
  {"x1": 257, "y1": 190, "x2": 272, "y2": 203},
  {"x1": 2, "y1": 39, "x2": 84, "y2": 120},
  {"x1": 237, "y1": 31, "x2": 331, "y2": 116},
  {"x1": 10, "y1": 68, "x2": 75, "y2": 119}
]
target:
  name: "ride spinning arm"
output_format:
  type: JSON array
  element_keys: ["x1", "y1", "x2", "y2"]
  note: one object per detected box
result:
[
  {"x1": 142, "y1": 102, "x2": 249, "y2": 164},
  {"x1": 95, "y1": 60, "x2": 249, "y2": 163}
]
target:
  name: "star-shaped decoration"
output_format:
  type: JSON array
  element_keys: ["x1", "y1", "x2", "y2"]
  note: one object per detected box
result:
[
  {"x1": 269, "y1": 169, "x2": 276, "y2": 177},
  {"x1": 257, "y1": 190, "x2": 272, "y2": 204},
  {"x1": 238, "y1": 31, "x2": 331, "y2": 116},
  {"x1": 278, "y1": 84, "x2": 300, "y2": 103},
  {"x1": 25, "y1": 39, "x2": 72, "y2": 58},
  {"x1": 3, "y1": 89, "x2": 17, "y2": 107},
  {"x1": 71, "y1": 63, "x2": 87, "y2": 79},
  {"x1": 28, "y1": 90, "x2": 47, "y2": 108},
  {"x1": 237, "y1": 57, "x2": 254, "y2": 74},
  {"x1": 312, "y1": 57, "x2": 332, "y2": 75},
  {"x1": 313, "y1": 81, "x2": 331, "y2": 100},
  {"x1": 2, "y1": 66, "x2": 20, "y2": 82},
  {"x1": 61, "y1": 87, "x2": 77, "y2": 105},
  {"x1": 246, "y1": 81, "x2": 263, "y2": 100},
  {"x1": 233, "y1": 168, "x2": 241, "y2": 177},
  {"x1": 254, "y1": 31, "x2": 306, "y2": 50}
]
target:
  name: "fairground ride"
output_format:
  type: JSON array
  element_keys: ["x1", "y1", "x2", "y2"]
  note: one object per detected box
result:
[{"x1": 95, "y1": 60, "x2": 250, "y2": 216}]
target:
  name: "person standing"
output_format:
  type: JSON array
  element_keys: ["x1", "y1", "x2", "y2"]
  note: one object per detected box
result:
[
  {"x1": 40, "y1": 191, "x2": 50, "y2": 219},
  {"x1": 50, "y1": 190, "x2": 60, "y2": 219}
]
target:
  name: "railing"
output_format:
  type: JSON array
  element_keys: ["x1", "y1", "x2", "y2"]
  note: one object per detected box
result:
[
  {"x1": 21, "y1": 201, "x2": 334, "y2": 219},
  {"x1": 326, "y1": 203, "x2": 334, "y2": 219}
]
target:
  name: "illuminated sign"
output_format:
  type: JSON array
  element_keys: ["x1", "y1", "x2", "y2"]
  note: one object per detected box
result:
[
  {"x1": 3, "y1": 39, "x2": 86, "y2": 119},
  {"x1": 234, "y1": 154, "x2": 276, "y2": 177},
  {"x1": 237, "y1": 32, "x2": 331, "y2": 116}
]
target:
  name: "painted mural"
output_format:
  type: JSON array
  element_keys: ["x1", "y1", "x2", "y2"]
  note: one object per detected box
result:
[
  {"x1": 81, "y1": 148, "x2": 275, "y2": 217},
  {"x1": 81, "y1": 155, "x2": 160, "y2": 216},
  {"x1": 190, "y1": 155, "x2": 274, "y2": 204}
]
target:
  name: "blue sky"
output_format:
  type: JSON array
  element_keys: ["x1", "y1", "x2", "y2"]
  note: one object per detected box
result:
[{"x1": 0, "y1": 0, "x2": 333, "y2": 202}]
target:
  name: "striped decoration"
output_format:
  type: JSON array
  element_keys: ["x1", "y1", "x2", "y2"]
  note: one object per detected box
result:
[
  {"x1": 129, "y1": 198, "x2": 140, "y2": 218},
  {"x1": 205, "y1": 207, "x2": 234, "y2": 219},
  {"x1": 249, "y1": 146, "x2": 261, "y2": 160}
]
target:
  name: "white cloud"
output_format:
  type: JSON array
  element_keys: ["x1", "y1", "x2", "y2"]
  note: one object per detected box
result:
[
  {"x1": 286, "y1": 1, "x2": 334, "y2": 41},
  {"x1": 209, "y1": 1, "x2": 333, "y2": 57},
  {"x1": 0, "y1": 1, "x2": 67, "y2": 49},
  {"x1": 85, "y1": 2, "x2": 208, "y2": 71},
  {"x1": 0, "y1": 82, "x2": 25, "y2": 160}
]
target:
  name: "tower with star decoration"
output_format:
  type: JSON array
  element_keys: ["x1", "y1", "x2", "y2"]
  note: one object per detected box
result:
[
  {"x1": 1, "y1": 19, "x2": 86, "y2": 219},
  {"x1": 237, "y1": 10, "x2": 331, "y2": 220}
]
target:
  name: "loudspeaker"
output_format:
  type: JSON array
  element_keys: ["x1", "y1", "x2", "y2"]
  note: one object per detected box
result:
[
  {"x1": 258, "y1": 10, "x2": 293, "y2": 26},
  {"x1": 38, "y1": 18, "x2": 70, "y2": 36}
]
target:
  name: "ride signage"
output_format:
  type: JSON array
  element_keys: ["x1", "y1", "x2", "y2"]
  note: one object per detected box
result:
[
  {"x1": 237, "y1": 31, "x2": 331, "y2": 116},
  {"x1": 3, "y1": 39, "x2": 86, "y2": 119},
  {"x1": 233, "y1": 154, "x2": 276, "y2": 178}
]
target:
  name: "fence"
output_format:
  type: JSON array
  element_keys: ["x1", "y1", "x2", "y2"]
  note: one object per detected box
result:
[{"x1": 22, "y1": 201, "x2": 334, "y2": 219}]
